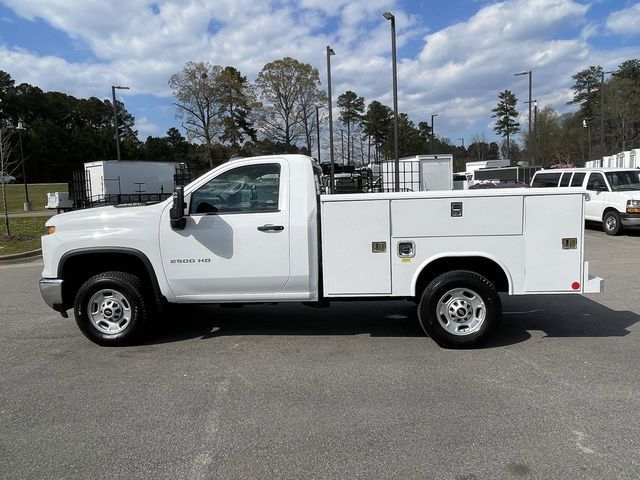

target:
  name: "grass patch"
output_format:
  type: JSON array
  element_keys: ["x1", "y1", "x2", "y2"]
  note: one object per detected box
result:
[
  {"x1": 0, "y1": 216, "x2": 47, "y2": 256},
  {"x1": 1, "y1": 183, "x2": 67, "y2": 213}
]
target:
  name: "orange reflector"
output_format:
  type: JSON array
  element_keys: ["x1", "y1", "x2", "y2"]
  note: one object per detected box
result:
[
  {"x1": 627, "y1": 208, "x2": 640, "y2": 214},
  {"x1": 46, "y1": 226, "x2": 56, "y2": 235},
  {"x1": 571, "y1": 282, "x2": 580, "y2": 290}
]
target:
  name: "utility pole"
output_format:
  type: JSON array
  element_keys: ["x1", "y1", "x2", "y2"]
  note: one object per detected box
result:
[
  {"x1": 383, "y1": 11, "x2": 400, "y2": 192},
  {"x1": 326, "y1": 46, "x2": 336, "y2": 193},
  {"x1": 315, "y1": 106, "x2": 322, "y2": 163},
  {"x1": 16, "y1": 121, "x2": 30, "y2": 211}
]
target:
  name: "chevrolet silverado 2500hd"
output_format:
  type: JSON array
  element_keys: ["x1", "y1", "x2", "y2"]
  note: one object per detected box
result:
[{"x1": 40, "y1": 154, "x2": 603, "y2": 347}]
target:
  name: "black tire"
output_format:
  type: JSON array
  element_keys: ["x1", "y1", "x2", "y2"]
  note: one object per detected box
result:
[
  {"x1": 603, "y1": 210, "x2": 622, "y2": 236},
  {"x1": 74, "y1": 271, "x2": 149, "y2": 346},
  {"x1": 418, "y1": 270, "x2": 501, "y2": 348}
]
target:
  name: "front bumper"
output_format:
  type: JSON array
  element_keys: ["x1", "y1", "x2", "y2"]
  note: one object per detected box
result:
[
  {"x1": 620, "y1": 212, "x2": 640, "y2": 227},
  {"x1": 39, "y1": 278, "x2": 68, "y2": 317}
]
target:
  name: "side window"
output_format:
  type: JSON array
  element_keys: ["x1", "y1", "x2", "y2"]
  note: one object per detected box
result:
[
  {"x1": 586, "y1": 173, "x2": 607, "y2": 191},
  {"x1": 190, "y1": 163, "x2": 281, "y2": 214},
  {"x1": 531, "y1": 173, "x2": 561, "y2": 187},
  {"x1": 570, "y1": 172, "x2": 585, "y2": 187},
  {"x1": 559, "y1": 172, "x2": 571, "y2": 187}
]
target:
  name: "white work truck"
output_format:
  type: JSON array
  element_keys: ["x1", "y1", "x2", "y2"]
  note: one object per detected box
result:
[{"x1": 40, "y1": 154, "x2": 603, "y2": 348}]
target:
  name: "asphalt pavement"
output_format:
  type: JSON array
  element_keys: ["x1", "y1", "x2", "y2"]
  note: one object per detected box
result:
[{"x1": 1, "y1": 228, "x2": 639, "y2": 479}]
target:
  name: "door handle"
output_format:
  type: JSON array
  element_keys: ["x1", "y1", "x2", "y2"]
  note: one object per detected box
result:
[{"x1": 257, "y1": 224, "x2": 284, "y2": 232}]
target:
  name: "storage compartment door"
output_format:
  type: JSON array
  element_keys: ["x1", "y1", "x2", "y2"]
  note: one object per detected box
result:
[
  {"x1": 321, "y1": 200, "x2": 391, "y2": 295},
  {"x1": 525, "y1": 195, "x2": 583, "y2": 292}
]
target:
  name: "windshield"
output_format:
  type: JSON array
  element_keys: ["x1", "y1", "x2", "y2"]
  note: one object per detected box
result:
[{"x1": 605, "y1": 171, "x2": 640, "y2": 191}]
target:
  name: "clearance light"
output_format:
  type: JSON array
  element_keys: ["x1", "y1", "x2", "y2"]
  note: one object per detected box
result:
[
  {"x1": 571, "y1": 282, "x2": 581, "y2": 291},
  {"x1": 46, "y1": 226, "x2": 56, "y2": 235}
]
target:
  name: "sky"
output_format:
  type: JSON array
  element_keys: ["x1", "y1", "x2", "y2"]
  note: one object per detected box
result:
[{"x1": 0, "y1": 0, "x2": 639, "y2": 147}]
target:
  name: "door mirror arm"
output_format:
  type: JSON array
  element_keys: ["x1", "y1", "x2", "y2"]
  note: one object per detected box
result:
[{"x1": 170, "y1": 186, "x2": 187, "y2": 230}]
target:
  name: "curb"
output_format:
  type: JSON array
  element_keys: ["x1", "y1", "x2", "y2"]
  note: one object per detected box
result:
[{"x1": 0, "y1": 248, "x2": 43, "y2": 263}]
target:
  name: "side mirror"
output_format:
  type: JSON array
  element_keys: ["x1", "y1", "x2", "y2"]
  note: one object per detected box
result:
[{"x1": 169, "y1": 186, "x2": 187, "y2": 230}]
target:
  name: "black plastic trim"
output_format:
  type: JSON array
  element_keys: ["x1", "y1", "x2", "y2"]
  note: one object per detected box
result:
[{"x1": 58, "y1": 247, "x2": 165, "y2": 307}]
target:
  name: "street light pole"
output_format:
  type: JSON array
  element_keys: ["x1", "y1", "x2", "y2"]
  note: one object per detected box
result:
[
  {"x1": 430, "y1": 113, "x2": 438, "y2": 153},
  {"x1": 514, "y1": 70, "x2": 532, "y2": 162},
  {"x1": 600, "y1": 70, "x2": 616, "y2": 158},
  {"x1": 315, "y1": 105, "x2": 322, "y2": 164},
  {"x1": 111, "y1": 85, "x2": 130, "y2": 161},
  {"x1": 383, "y1": 11, "x2": 400, "y2": 192},
  {"x1": 16, "y1": 120, "x2": 30, "y2": 211},
  {"x1": 326, "y1": 46, "x2": 336, "y2": 194}
]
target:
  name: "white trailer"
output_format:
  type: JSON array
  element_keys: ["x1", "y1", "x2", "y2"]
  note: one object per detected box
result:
[
  {"x1": 84, "y1": 160, "x2": 178, "y2": 202},
  {"x1": 381, "y1": 155, "x2": 453, "y2": 192}
]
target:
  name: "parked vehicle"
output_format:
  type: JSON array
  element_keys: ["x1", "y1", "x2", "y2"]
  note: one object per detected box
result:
[
  {"x1": 40, "y1": 155, "x2": 603, "y2": 348},
  {"x1": 0, "y1": 172, "x2": 16, "y2": 183},
  {"x1": 530, "y1": 168, "x2": 640, "y2": 235}
]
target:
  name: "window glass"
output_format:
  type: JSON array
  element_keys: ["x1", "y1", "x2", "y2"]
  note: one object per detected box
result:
[
  {"x1": 605, "y1": 171, "x2": 640, "y2": 191},
  {"x1": 191, "y1": 163, "x2": 281, "y2": 214},
  {"x1": 559, "y1": 172, "x2": 571, "y2": 187},
  {"x1": 531, "y1": 173, "x2": 561, "y2": 187},
  {"x1": 570, "y1": 172, "x2": 585, "y2": 187},
  {"x1": 586, "y1": 173, "x2": 607, "y2": 191}
]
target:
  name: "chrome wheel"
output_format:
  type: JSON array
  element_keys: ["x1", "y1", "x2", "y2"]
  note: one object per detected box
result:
[
  {"x1": 605, "y1": 215, "x2": 617, "y2": 231},
  {"x1": 88, "y1": 289, "x2": 132, "y2": 334},
  {"x1": 437, "y1": 287, "x2": 486, "y2": 336}
]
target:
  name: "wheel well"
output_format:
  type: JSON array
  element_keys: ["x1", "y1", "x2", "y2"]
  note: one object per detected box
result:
[
  {"x1": 414, "y1": 256, "x2": 509, "y2": 297},
  {"x1": 602, "y1": 207, "x2": 619, "y2": 219},
  {"x1": 59, "y1": 250, "x2": 162, "y2": 308}
]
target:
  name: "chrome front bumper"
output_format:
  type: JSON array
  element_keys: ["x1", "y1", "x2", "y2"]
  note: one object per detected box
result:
[{"x1": 39, "y1": 278, "x2": 67, "y2": 316}]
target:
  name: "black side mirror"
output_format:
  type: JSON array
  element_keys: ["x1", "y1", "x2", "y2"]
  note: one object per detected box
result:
[{"x1": 170, "y1": 186, "x2": 187, "y2": 230}]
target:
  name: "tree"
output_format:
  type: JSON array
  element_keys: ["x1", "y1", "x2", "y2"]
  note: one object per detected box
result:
[
  {"x1": 0, "y1": 123, "x2": 17, "y2": 236},
  {"x1": 614, "y1": 59, "x2": 640, "y2": 82},
  {"x1": 169, "y1": 61, "x2": 223, "y2": 168},
  {"x1": 255, "y1": 57, "x2": 323, "y2": 149},
  {"x1": 569, "y1": 65, "x2": 602, "y2": 122},
  {"x1": 361, "y1": 101, "x2": 393, "y2": 162},
  {"x1": 492, "y1": 90, "x2": 520, "y2": 161},
  {"x1": 337, "y1": 91, "x2": 365, "y2": 165},
  {"x1": 217, "y1": 67, "x2": 258, "y2": 150}
]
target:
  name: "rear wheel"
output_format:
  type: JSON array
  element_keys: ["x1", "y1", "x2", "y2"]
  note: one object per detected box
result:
[
  {"x1": 74, "y1": 271, "x2": 149, "y2": 346},
  {"x1": 418, "y1": 270, "x2": 501, "y2": 348},
  {"x1": 603, "y1": 210, "x2": 622, "y2": 236}
]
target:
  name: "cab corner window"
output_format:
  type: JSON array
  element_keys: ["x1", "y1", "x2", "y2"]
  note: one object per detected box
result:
[{"x1": 191, "y1": 163, "x2": 281, "y2": 214}]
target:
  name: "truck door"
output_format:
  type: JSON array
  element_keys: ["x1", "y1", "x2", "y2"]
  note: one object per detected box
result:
[
  {"x1": 159, "y1": 160, "x2": 290, "y2": 299},
  {"x1": 584, "y1": 172, "x2": 608, "y2": 221}
]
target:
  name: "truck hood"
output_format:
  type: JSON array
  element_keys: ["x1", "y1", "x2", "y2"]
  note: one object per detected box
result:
[{"x1": 45, "y1": 202, "x2": 167, "y2": 230}]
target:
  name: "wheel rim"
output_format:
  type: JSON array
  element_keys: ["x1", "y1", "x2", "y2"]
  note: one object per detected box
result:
[
  {"x1": 605, "y1": 215, "x2": 617, "y2": 231},
  {"x1": 87, "y1": 289, "x2": 132, "y2": 334},
  {"x1": 436, "y1": 288, "x2": 486, "y2": 336}
]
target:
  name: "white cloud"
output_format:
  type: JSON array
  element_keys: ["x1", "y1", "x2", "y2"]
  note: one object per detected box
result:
[
  {"x1": 0, "y1": 0, "x2": 639, "y2": 144},
  {"x1": 606, "y1": 3, "x2": 640, "y2": 37},
  {"x1": 136, "y1": 116, "x2": 160, "y2": 137}
]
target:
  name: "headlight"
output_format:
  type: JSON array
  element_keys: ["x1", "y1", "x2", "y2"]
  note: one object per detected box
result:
[{"x1": 627, "y1": 200, "x2": 640, "y2": 214}]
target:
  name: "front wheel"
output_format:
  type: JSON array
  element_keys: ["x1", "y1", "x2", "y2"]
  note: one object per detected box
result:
[
  {"x1": 603, "y1": 210, "x2": 622, "y2": 236},
  {"x1": 418, "y1": 270, "x2": 501, "y2": 348},
  {"x1": 74, "y1": 271, "x2": 149, "y2": 346}
]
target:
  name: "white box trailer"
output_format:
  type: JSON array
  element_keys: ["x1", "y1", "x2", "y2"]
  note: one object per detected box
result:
[
  {"x1": 381, "y1": 155, "x2": 453, "y2": 192},
  {"x1": 84, "y1": 160, "x2": 178, "y2": 201}
]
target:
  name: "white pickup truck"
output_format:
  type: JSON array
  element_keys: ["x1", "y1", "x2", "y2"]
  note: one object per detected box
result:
[{"x1": 40, "y1": 154, "x2": 603, "y2": 348}]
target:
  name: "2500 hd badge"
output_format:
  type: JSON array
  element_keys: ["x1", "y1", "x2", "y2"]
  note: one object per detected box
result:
[{"x1": 170, "y1": 258, "x2": 212, "y2": 264}]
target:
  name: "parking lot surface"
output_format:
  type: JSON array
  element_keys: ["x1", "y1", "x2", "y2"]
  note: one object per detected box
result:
[{"x1": 1, "y1": 228, "x2": 639, "y2": 479}]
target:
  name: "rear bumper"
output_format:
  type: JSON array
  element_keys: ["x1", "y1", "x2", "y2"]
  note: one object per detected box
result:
[
  {"x1": 583, "y1": 262, "x2": 604, "y2": 294},
  {"x1": 39, "y1": 278, "x2": 67, "y2": 316}
]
